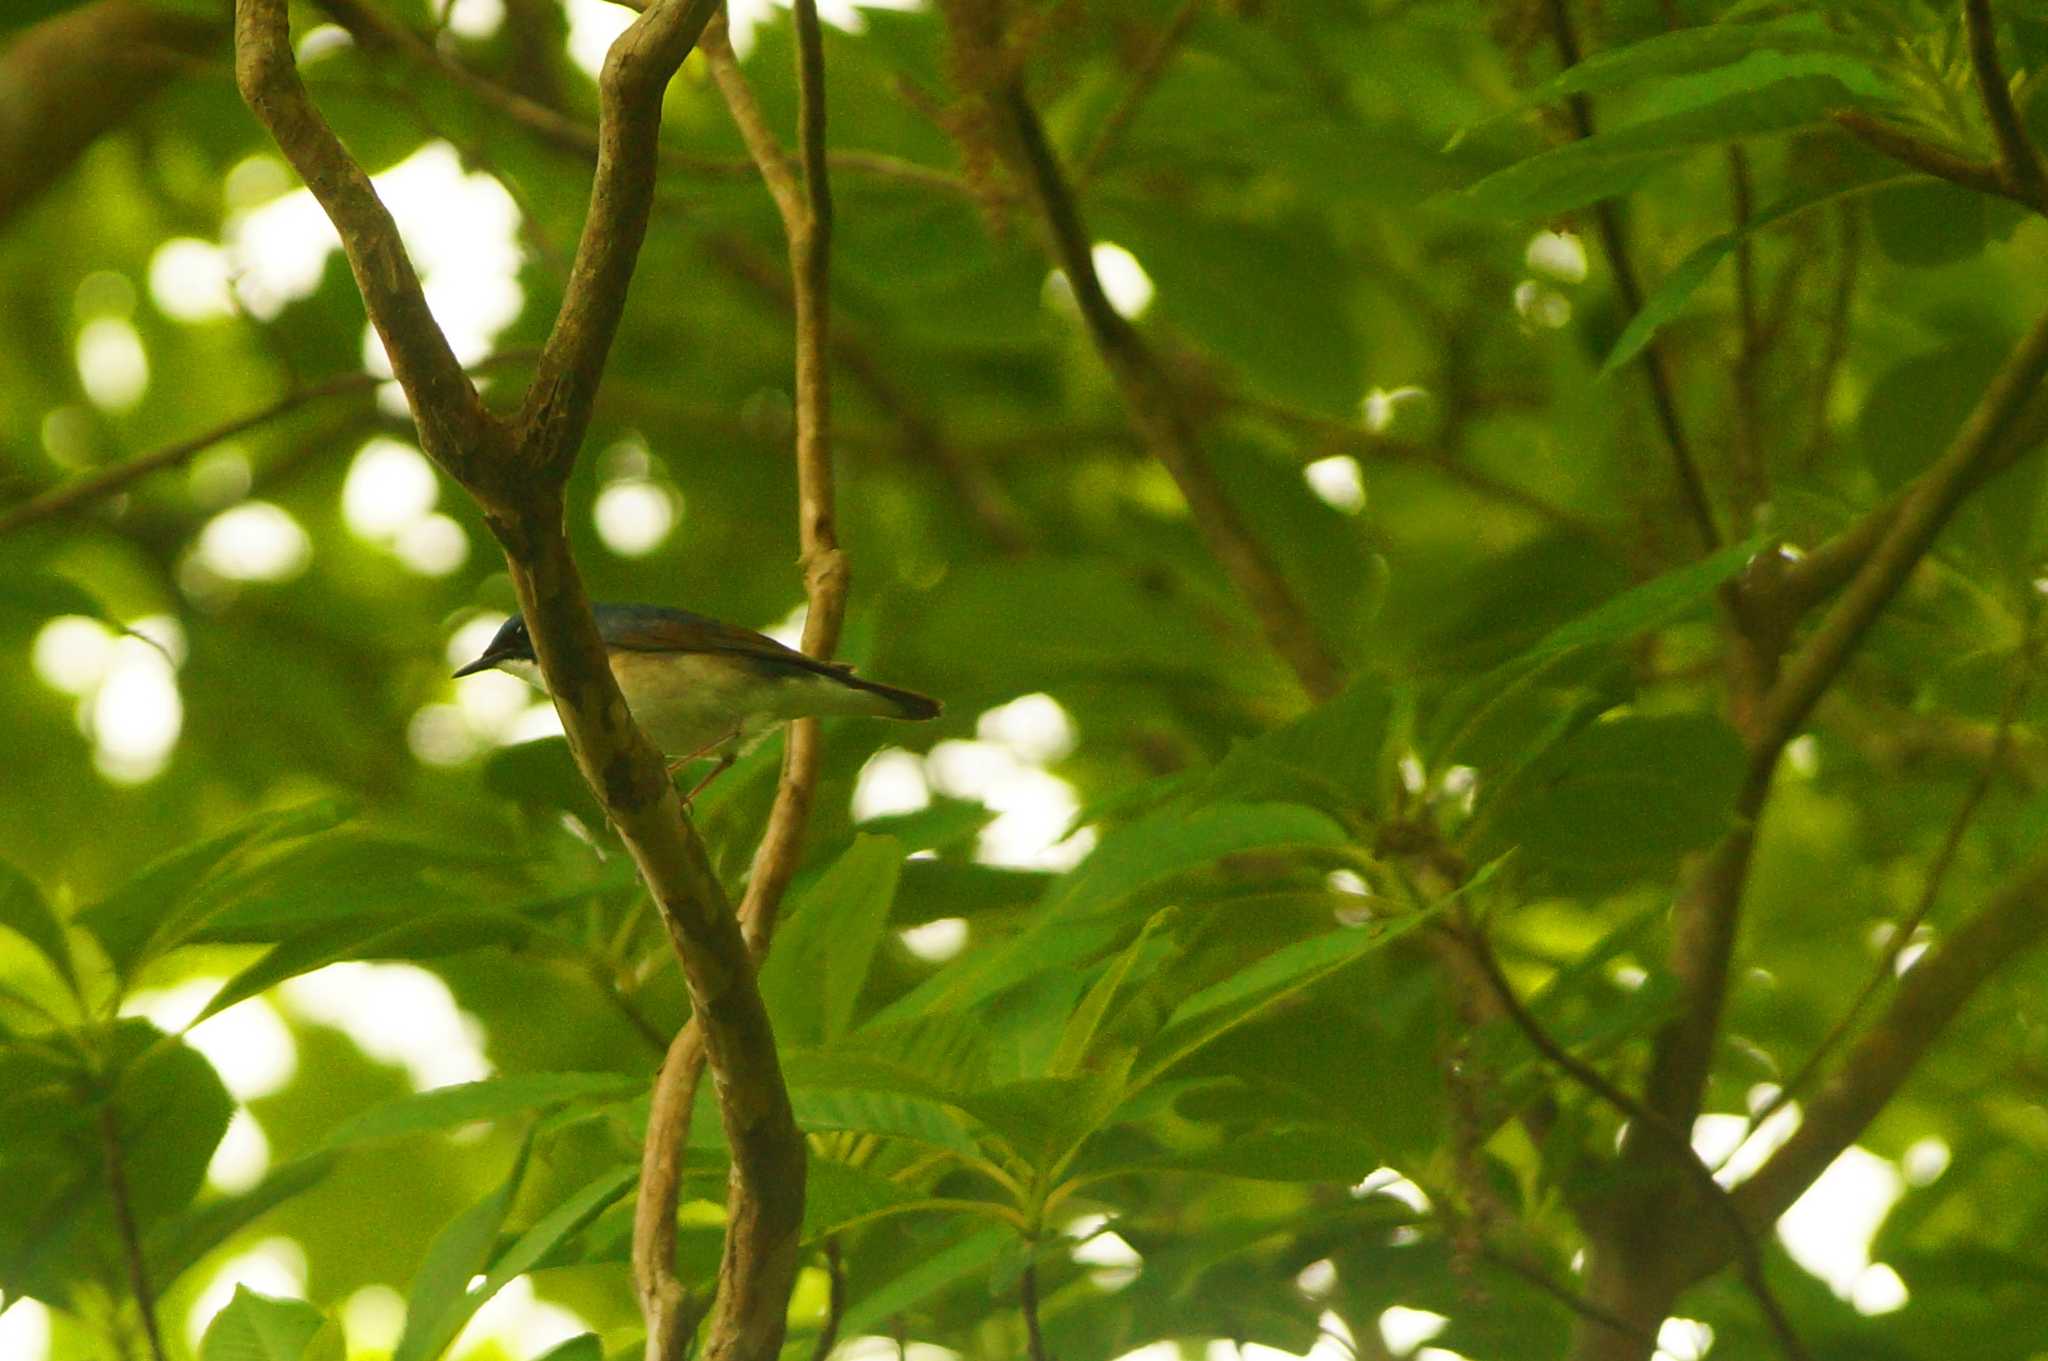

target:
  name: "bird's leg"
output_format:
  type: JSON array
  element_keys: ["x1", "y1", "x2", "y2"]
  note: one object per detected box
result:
[
  {"x1": 680, "y1": 750, "x2": 736, "y2": 806},
  {"x1": 665, "y1": 728, "x2": 737, "y2": 777},
  {"x1": 672, "y1": 726, "x2": 743, "y2": 806}
]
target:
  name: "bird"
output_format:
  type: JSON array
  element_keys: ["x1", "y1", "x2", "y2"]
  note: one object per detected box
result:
[{"x1": 453, "y1": 603, "x2": 940, "y2": 800}]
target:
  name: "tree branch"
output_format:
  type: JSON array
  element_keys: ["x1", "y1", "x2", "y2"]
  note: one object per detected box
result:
[
  {"x1": 0, "y1": 352, "x2": 534, "y2": 538},
  {"x1": 234, "y1": 0, "x2": 506, "y2": 494},
  {"x1": 235, "y1": 4, "x2": 806, "y2": 1359},
  {"x1": 634, "y1": 11, "x2": 842, "y2": 1357},
  {"x1": 976, "y1": 63, "x2": 1343, "y2": 700},
  {"x1": 1020, "y1": 1260, "x2": 1050, "y2": 1361},
  {"x1": 1457, "y1": 925, "x2": 1809, "y2": 1361},
  {"x1": 1729, "y1": 846, "x2": 2048, "y2": 1238},
  {"x1": 514, "y1": 0, "x2": 724, "y2": 483},
  {"x1": 1731, "y1": 611, "x2": 2035, "y2": 1156},
  {"x1": 0, "y1": 1, "x2": 221, "y2": 230},
  {"x1": 1758, "y1": 305, "x2": 2048, "y2": 755}
]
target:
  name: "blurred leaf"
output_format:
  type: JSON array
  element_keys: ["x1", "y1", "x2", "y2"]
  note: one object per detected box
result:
[
  {"x1": 803, "y1": 1156, "x2": 918, "y2": 1240},
  {"x1": 790, "y1": 1083, "x2": 977, "y2": 1153},
  {"x1": 760, "y1": 834, "x2": 902, "y2": 1046},
  {"x1": 1512, "y1": 536, "x2": 1764, "y2": 667},
  {"x1": 75, "y1": 800, "x2": 352, "y2": 978},
  {"x1": 1476, "y1": 714, "x2": 1746, "y2": 885},
  {"x1": 1195, "y1": 676, "x2": 1395, "y2": 817},
  {"x1": 1870, "y1": 181, "x2": 1990, "y2": 269},
  {"x1": 147, "y1": 1154, "x2": 337, "y2": 1289},
  {"x1": 0, "y1": 858, "x2": 77, "y2": 996},
  {"x1": 198, "y1": 1288, "x2": 343, "y2": 1361},
  {"x1": 1079, "y1": 1126, "x2": 1380, "y2": 1185},
  {"x1": 1134, "y1": 911, "x2": 1438, "y2": 1091},
  {"x1": 838, "y1": 1226, "x2": 1011, "y2": 1335},
  {"x1": 391, "y1": 1133, "x2": 533, "y2": 1361},
  {"x1": 1050, "y1": 908, "x2": 1176, "y2": 1078},
  {"x1": 323, "y1": 1073, "x2": 642, "y2": 1148},
  {"x1": 1448, "y1": 76, "x2": 1874, "y2": 219},
  {"x1": 0, "y1": 1021, "x2": 231, "y2": 1305},
  {"x1": 197, "y1": 907, "x2": 571, "y2": 1026},
  {"x1": 1044, "y1": 803, "x2": 1348, "y2": 921},
  {"x1": 1498, "y1": 16, "x2": 1876, "y2": 113},
  {"x1": 1602, "y1": 167, "x2": 1908, "y2": 375}
]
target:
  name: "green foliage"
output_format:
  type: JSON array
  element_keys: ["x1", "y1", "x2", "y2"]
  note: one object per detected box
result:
[
  {"x1": 5, "y1": 0, "x2": 2048, "y2": 1358},
  {"x1": 197, "y1": 1288, "x2": 342, "y2": 1361}
]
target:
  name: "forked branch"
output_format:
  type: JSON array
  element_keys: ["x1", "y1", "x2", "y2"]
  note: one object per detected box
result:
[{"x1": 233, "y1": 3, "x2": 805, "y2": 1359}]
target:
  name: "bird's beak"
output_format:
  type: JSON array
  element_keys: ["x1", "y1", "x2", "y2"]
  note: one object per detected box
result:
[{"x1": 451, "y1": 651, "x2": 504, "y2": 679}]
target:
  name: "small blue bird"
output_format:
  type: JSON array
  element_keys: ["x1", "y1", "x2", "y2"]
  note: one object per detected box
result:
[{"x1": 453, "y1": 603, "x2": 939, "y2": 798}]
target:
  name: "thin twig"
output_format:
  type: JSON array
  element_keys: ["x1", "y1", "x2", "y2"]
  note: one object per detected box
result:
[
  {"x1": 809, "y1": 1239, "x2": 846, "y2": 1361},
  {"x1": 98, "y1": 1105, "x2": 167, "y2": 1361},
  {"x1": 1728, "y1": 146, "x2": 1768, "y2": 520},
  {"x1": 1020, "y1": 1260, "x2": 1050, "y2": 1361},
  {"x1": 1832, "y1": 108, "x2": 2031, "y2": 209},
  {"x1": 1457, "y1": 926, "x2": 1811, "y2": 1361},
  {"x1": 699, "y1": 232, "x2": 1033, "y2": 553},
  {"x1": 1476, "y1": 1243, "x2": 1662, "y2": 1352},
  {"x1": 1965, "y1": 0, "x2": 2047, "y2": 202},
  {"x1": 322, "y1": 0, "x2": 976, "y2": 198},
  {"x1": 1076, "y1": 0, "x2": 1201, "y2": 182},
  {"x1": 0, "y1": 351, "x2": 535, "y2": 537},
  {"x1": 1541, "y1": 0, "x2": 1720, "y2": 551},
  {"x1": 1232, "y1": 392, "x2": 1625, "y2": 547},
  {"x1": 979, "y1": 59, "x2": 1343, "y2": 699},
  {"x1": 1799, "y1": 205, "x2": 1859, "y2": 473}
]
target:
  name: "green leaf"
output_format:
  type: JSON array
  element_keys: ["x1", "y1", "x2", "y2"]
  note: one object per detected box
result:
[
  {"x1": 1869, "y1": 181, "x2": 1991, "y2": 269},
  {"x1": 1195, "y1": 677, "x2": 1395, "y2": 816},
  {"x1": 789, "y1": 1084, "x2": 978, "y2": 1153},
  {"x1": 76, "y1": 800, "x2": 352, "y2": 978},
  {"x1": 0, "y1": 1022, "x2": 226, "y2": 1305},
  {"x1": 1049, "y1": 908, "x2": 1176, "y2": 1078},
  {"x1": 1502, "y1": 16, "x2": 1876, "y2": 112},
  {"x1": 396, "y1": 1166, "x2": 634, "y2": 1361},
  {"x1": 529, "y1": 1337, "x2": 602, "y2": 1361},
  {"x1": 1134, "y1": 912, "x2": 1437, "y2": 1091},
  {"x1": 802, "y1": 1156, "x2": 917, "y2": 1240},
  {"x1": 196, "y1": 908, "x2": 564, "y2": 1027},
  {"x1": 1080, "y1": 1126, "x2": 1381, "y2": 1185},
  {"x1": 0, "y1": 859, "x2": 77, "y2": 997},
  {"x1": 391, "y1": 1133, "x2": 533, "y2": 1361},
  {"x1": 954, "y1": 1071, "x2": 1126, "y2": 1166},
  {"x1": 1602, "y1": 167, "x2": 1911, "y2": 375},
  {"x1": 147, "y1": 1154, "x2": 336, "y2": 1289},
  {"x1": 1513, "y1": 535, "x2": 1765, "y2": 667},
  {"x1": 1449, "y1": 75, "x2": 1872, "y2": 219},
  {"x1": 837, "y1": 1226, "x2": 1012, "y2": 1335},
  {"x1": 323, "y1": 1073, "x2": 643, "y2": 1149},
  {"x1": 1044, "y1": 802, "x2": 1349, "y2": 921},
  {"x1": 198, "y1": 1287, "x2": 343, "y2": 1361},
  {"x1": 1475, "y1": 713, "x2": 1747, "y2": 884},
  {"x1": 759, "y1": 834, "x2": 902, "y2": 1046}
]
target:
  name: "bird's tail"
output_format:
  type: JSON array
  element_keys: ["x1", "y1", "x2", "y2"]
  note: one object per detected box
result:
[{"x1": 836, "y1": 673, "x2": 942, "y2": 721}]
